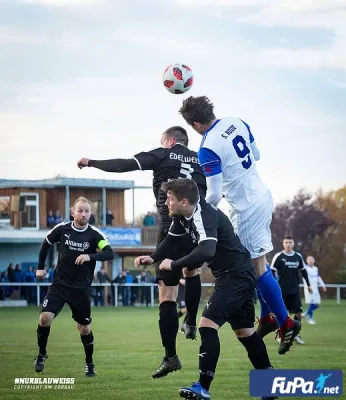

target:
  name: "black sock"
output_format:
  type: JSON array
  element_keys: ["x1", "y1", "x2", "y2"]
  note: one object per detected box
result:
[
  {"x1": 238, "y1": 332, "x2": 271, "y2": 369},
  {"x1": 80, "y1": 331, "x2": 94, "y2": 364},
  {"x1": 199, "y1": 327, "x2": 220, "y2": 391},
  {"x1": 178, "y1": 310, "x2": 183, "y2": 318},
  {"x1": 159, "y1": 301, "x2": 178, "y2": 359},
  {"x1": 185, "y1": 274, "x2": 201, "y2": 326},
  {"x1": 294, "y1": 315, "x2": 301, "y2": 322},
  {"x1": 37, "y1": 325, "x2": 50, "y2": 355}
]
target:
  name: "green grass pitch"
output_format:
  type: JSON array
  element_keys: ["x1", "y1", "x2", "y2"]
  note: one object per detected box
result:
[{"x1": 1, "y1": 301, "x2": 345, "y2": 400}]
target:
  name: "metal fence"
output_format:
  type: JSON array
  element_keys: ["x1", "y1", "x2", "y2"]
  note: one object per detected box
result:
[{"x1": 1, "y1": 282, "x2": 346, "y2": 307}]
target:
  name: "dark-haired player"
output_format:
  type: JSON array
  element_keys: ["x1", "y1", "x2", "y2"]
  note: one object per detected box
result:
[
  {"x1": 135, "y1": 179, "x2": 276, "y2": 400},
  {"x1": 34, "y1": 197, "x2": 114, "y2": 377},
  {"x1": 178, "y1": 96, "x2": 299, "y2": 355},
  {"x1": 77, "y1": 126, "x2": 206, "y2": 378},
  {"x1": 271, "y1": 235, "x2": 312, "y2": 345}
]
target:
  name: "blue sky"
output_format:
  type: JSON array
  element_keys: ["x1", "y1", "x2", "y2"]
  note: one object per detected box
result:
[{"x1": 0, "y1": 0, "x2": 345, "y2": 220}]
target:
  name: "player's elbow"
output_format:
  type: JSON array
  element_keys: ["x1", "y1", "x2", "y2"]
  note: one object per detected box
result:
[
  {"x1": 103, "y1": 247, "x2": 115, "y2": 260},
  {"x1": 200, "y1": 240, "x2": 217, "y2": 261}
]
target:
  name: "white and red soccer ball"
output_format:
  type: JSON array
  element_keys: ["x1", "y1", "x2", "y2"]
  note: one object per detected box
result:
[{"x1": 162, "y1": 63, "x2": 194, "y2": 94}]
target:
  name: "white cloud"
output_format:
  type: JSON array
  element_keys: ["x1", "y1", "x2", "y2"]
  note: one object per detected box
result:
[
  {"x1": 0, "y1": 27, "x2": 49, "y2": 45},
  {"x1": 237, "y1": 1, "x2": 346, "y2": 70},
  {"x1": 327, "y1": 78, "x2": 346, "y2": 88},
  {"x1": 16, "y1": 0, "x2": 108, "y2": 8}
]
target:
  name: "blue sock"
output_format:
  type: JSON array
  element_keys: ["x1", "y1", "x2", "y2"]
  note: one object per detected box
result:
[
  {"x1": 306, "y1": 304, "x2": 314, "y2": 318},
  {"x1": 256, "y1": 288, "x2": 271, "y2": 319},
  {"x1": 257, "y1": 267, "x2": 288, "y2": 327},
  {"x1": 310, "y1": 304, "x2": 319, "y2": 318}
]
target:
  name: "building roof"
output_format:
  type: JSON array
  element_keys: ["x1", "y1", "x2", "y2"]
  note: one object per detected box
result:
[{"x1": 0, "y1": 178, "x2": 151, "y2": 190}]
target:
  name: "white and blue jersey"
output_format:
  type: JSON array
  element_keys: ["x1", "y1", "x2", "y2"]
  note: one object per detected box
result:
[{"x1": 198, "y1": 118, "x2": 269, "y2": 212}]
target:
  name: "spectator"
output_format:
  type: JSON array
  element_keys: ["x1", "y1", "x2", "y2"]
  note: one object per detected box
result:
[
  {"x1": 143, "y1": 212, "x2": 155, "y2": 227},
  {"x1": 89, "y1": 213, "x2": 95, "y2": 225},
  {"x1": 54, "y1": 210, "x2": 63, "y2": 224},
  {"x1": 46, "y1": 264, "x2": 56, "y2": 282},
  {"x1": 24, "y1": 266, "x2": 36, "y2": 304},
  {"x1": 7, "y1": 263, "x2": 15, "y2": 282},
  {"x1": 106, "y1": 209, "x2": 114, "y2": 226},
  {"x1": 0, "y1": 270, "x2": 9, "y2": 298},
  {"x1": 47, "y1": 210, "x2": 55, "y2": 227},
  {"x1": 96, "y1": 265, "x2": 113, "y2": 306},
  {"x1": 137, "y1": 267, "x2": 151, "y2": 306}
]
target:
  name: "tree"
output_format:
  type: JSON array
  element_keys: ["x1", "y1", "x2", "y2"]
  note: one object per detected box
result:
[
  {"x1": 271, "y1": 189, "x2": 333, "y2": 259},
  {"x1": 312, "y1": 186, "x2": 346, "y2": 283}
]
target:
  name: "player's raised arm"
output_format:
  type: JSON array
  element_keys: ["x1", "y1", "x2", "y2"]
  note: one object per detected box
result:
[
  {"x1": 77, "y1": 157, "x2": 139, "y2": 173},
  {"x1": 77, "y1": 147, "x2": 163, "y2": 173}
]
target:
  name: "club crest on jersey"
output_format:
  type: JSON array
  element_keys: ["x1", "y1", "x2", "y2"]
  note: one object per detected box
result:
[{"x1": 83, "y1": 242, "x2": 90, "y2": 250}]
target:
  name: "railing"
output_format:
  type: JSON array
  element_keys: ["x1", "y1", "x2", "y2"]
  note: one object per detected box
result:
[
  {"x1": 141, "y1": 226, "x2": 159, "y2": 246},
  {"x1": 1, "y1": 283, "x2": 346, "y2": 307}
]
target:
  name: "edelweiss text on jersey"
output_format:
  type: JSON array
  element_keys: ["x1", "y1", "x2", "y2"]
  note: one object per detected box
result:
[{"x1": 169, "y1": 153, "x2": 199, "y2": 164}]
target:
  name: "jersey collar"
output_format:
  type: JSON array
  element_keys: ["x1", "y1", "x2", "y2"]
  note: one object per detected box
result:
[
  {"x1": 282, "y1": 250, "x2": 295, "y2": 256},
  {"x1": 71, "y1": 222, "x2": 89, "y2": 232}
]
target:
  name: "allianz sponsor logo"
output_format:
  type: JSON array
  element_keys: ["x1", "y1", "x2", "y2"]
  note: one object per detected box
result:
[
  {"x1": 272, "y1": 374, "x2": 340, "y2": 396},
  {"x1": 64, "y1": 240, "x2": 90, "y2": 252}
]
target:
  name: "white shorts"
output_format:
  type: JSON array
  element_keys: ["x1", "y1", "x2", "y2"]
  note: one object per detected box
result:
[{"x1": 230, "y1": 191, "x2": 273, "y2": 259}]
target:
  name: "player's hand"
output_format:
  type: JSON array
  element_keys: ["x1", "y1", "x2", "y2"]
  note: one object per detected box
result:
[
  {"x1": 322, "y1": 286, "x2": 327, "y2": 293},
  {"x1": 308, "y1": 286, "x2": 313, "y2": 294},
  {"x1": 77, "y1": 158, "x2": 90, "y2": 169},
  {"x1": 36, "y1": 269, "x2": 46, "y2": 279},
  {"x1": 179, "y1": 278, "x2": 186, "y2": 286},
  {"x1": 134, "y1": 256, "x2": 154, "y2": 268},
  {"x1": 75, "y1": 254, "x2": 91, "y2": 265},
  {"x1": 159, "y1": 259, "x2": 173, "y2": 271}
]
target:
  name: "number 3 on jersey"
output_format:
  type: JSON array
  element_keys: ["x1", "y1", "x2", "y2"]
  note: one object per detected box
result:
[
  {"x1": 232, "y1": 135, "x2": 252, "y2": 169},
  {"x1": 180, "y1": 162, "x2": 194, "y2": 179}
]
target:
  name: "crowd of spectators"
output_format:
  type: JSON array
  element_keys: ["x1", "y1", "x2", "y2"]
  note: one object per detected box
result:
[{"x1": 0, "y1": 262, "x2": 156, "y2": 306}]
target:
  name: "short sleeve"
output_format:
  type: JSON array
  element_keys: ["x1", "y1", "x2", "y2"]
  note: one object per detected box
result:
[
  {"x1": 46, "y1": 222, "x2": 65, "y2": 245},
  {"x1": 133, "y1": 147, "x2": 165, "y2": 171},
  {"x1": 91, "y1": 227, "x2": 111, "y2": 250},
  {"x1": 297, "y1": 253, "x2": 306, "y2": 269},
  {"x1": 240, "y1": 119, "x2": 255, "y2": 143},
  {"x1": 194, "y1": 205, "x2": 218, "y2": 243},
  {"x1": 198, "y1": 147, "x2": 222, "y2": 177},
  {"x1": 168, "y1": 216, "x2": 186, "y2": 237}
]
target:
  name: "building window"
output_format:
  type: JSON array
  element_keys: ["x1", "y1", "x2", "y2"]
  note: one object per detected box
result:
[
  {"x1": 0, "y1": 196, "x2": 10, "y2": 224},
  {"x1": 20, "y1": 193, "x2": 39, "y2": 230}
]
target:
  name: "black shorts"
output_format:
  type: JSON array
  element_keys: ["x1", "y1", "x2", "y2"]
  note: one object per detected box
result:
[
  {"x1": 202, "y1": 268, "x2": 257, "y2": 330},
  {"x1": 41, "y1": 284, "x2": 92, "y2": 325},
  {"x1": 282, "y1": 292, "x2": 302, "y2": 314},
  {"x1": 155, "y1": 223, "x2": 198, "y2": 286}
]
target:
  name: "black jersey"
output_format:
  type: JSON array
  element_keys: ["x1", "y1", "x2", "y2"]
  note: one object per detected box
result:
[
  {"x1": 134, "y1": 144, "x2": 207, "y2": 225},
  {"x1": 167, "y1": 197, "x2": 252, "y2": 278},
  {"x1": 45, "y1": 222, "x2": 111, "y2": 290},
  {"x1": 271, "y1": 251, "x2": 306, "y2": 294}
]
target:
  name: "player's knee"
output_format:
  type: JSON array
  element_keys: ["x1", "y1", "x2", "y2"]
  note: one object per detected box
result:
[
  {"x1": 39, "y1": 312, "x2": 54, "y2": 327},
  {"x1": 159, "y1": 283, "x2": 177, "y2": 303},
  {"x1": 183, "y1": 268, "x2": 198, "y2": 278},
  {"x1": 199, "y1": 317, "x2": 219, "y2": 330},
  {"x1": 77, "y1": 324, "x2": 91, "y2": 335},
  {"x1": 233, "y1": 327, "x2": 255, "y2": 338}
]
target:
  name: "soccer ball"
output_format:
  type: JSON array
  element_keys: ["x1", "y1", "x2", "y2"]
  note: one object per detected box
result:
[{"x1": 162, "y1": 63, "x2": 194, "y2": 94}]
